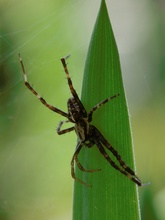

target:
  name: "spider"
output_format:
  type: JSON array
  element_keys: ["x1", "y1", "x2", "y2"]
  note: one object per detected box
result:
[{"x1": 18, "y1": 53, "x2": 143, "y2": 187}]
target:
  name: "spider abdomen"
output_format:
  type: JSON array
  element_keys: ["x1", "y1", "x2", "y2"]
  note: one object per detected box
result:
[{"x1": 74, "y1": 118, "x2": 89, "y2": 142}]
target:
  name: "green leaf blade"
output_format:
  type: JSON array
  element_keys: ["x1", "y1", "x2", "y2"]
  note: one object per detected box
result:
[{"x1": 73, "y1": 1, "x2": 141, "y2": 219}]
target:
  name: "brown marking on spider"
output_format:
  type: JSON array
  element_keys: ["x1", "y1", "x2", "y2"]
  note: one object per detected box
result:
[{"x1": 19, "y1": 53, "x2": 144, "y2": 187}]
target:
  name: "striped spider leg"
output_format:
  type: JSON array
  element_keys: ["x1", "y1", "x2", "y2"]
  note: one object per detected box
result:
[
  {"x1": 18, "y1": 53, "x2": 68, "y2": 118},
  {"x1": 19, "y1": 54, "x2": 143, "y2": 187},
  {"x1": 90, "y1": 126, "x2": 142, "y2": 186}
]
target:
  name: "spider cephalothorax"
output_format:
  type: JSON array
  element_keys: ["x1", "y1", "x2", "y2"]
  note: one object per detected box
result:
[
  {"x1": 68, "y1": 97, "x2": 85, "y2": 122},
  {"x1": 19, "y1": 54, "x2": 143, "y2": 187}
]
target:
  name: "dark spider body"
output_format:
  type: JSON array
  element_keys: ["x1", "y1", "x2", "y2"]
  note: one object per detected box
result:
[
  {"x1": 19, "y1": 54, "x2": 143, "y2": 187},
  {"x1": 68, "y1": 97, "x2": 89, "y2": 141}
]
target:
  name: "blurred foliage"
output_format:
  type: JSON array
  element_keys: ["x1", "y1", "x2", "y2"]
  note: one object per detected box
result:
[
  {"x1": 141, "y1": 189, "x2": 159, "y2": 220},
  {"x1": 0, "y1": 0, "x2": 165, "y2": 220}
]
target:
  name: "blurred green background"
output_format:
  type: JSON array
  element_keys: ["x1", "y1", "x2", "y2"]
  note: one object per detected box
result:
[{"x1": 0, "y1": 0, "x2": 165, "y2": 219}]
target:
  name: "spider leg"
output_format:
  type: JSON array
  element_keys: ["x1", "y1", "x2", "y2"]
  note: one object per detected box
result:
[
  {"x1": 57, "y1": 120, "x2": 75, "y2": 135},
  {"x1": 75, "y1": 153, "x2": 101, "y2": 173},
  {"x1": 71, "y1": 141, "x2": 101, "y2": 187},
  {"x1": 88, "y1": 94, "x2": 120, "y2": 122},
  {"x1": 19, "y1": 53, "x2": 68, "y2": 118},
  {"x1": 93, "y1": 126, "x2": 142, "y2": 183},
  {"x1": 93, "y1": 138, "x2": 142, "y2": 186},
  {"x1": 93, "y1": 126, "x2": 142, "y2": 182},
  {"x1": 60, "y1": 56, "x2": 87, "y2": 117},
  {"x1": 75, "y1": 139, "x2": 102, "y2": 172},
  {"x1": 71, "y1": 142, "x2": 92, "y2": 187}
]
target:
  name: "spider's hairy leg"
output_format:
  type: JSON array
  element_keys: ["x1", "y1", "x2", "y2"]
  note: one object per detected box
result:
[
  {"x1": 60, "y1": 56, "x2": 87, "y2": 116},
  {"x1": 74, "y1": 140, "x2": 101, "y2": 172},
  {"x1": 18, "y1": 53, "x2": 68, "y2": 118},
  {"x1": 71, "y1": 142, "x2": 92, "y2": 187},
  {"x1": 57, "y1": 120, "x2": 75, "y2": 135},
  {"x1": 74, "y1": 155, "x2": 101, "y2": 173},
  {"x1": 94, "y1": 138, "x2": 142, "y2": 186},
  {"x1": 88, "y1": 94, "x2": 120, "y2": 122},
  {"x1": 93, "y1": 126, "x2": 142, "y2": 182},
  {"x1": 74, "y1": 154, "x2": 101, "y2": 173},
  {"x1": 74, "y1": 142, "x2": 101, "y2": 173}
]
